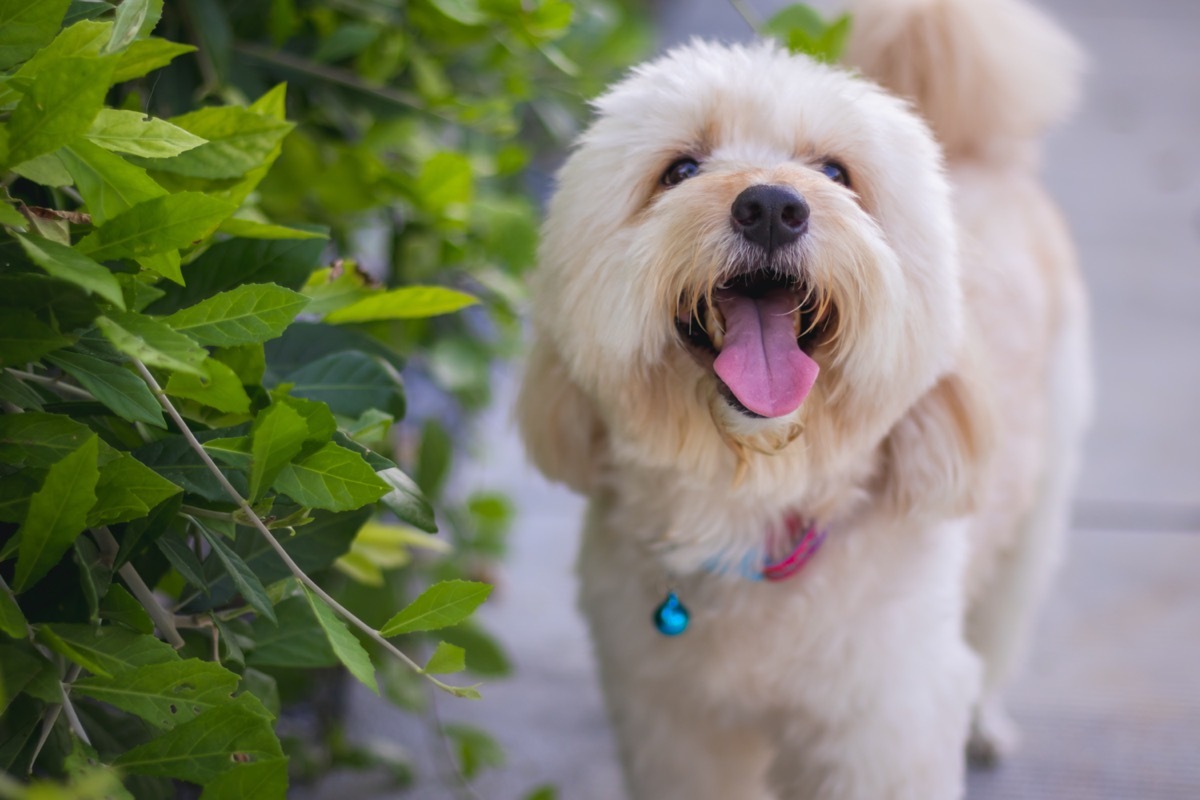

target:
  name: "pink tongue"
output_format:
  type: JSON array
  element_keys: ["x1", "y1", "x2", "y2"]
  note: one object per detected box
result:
[{"x1": 712, "y1": 289, "x2": 819, "y2": 418}]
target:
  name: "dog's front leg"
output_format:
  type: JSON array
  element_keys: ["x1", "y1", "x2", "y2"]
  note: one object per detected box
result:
[
  {"x1": 764, "y1": 645, "x2": 979, "y2": 800},
  {"x1": 598, "y1": 669, "x2": 777, "y2": 800}
]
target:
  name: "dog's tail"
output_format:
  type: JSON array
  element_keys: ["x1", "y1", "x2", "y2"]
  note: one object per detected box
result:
[{"x1": 844, "y1": 0, "x2": 1084, "y2": 160}]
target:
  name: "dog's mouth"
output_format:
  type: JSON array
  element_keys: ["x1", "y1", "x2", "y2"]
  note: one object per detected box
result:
[{"x1": 676, "y1": 271, "x2": 837, "y2": 419}]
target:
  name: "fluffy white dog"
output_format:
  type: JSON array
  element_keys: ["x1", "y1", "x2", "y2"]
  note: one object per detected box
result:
[{"x1": 518, "y1": 0, "x2": 1089, "y2": 797}]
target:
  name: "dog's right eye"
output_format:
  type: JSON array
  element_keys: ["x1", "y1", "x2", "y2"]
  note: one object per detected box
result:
[{"x1": 662, "y1": 158, "x2": 700, "y2": 187}]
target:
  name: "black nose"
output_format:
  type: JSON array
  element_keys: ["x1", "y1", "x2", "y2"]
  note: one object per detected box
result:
[{"x1": 731, "y1": 184, "x2": 809, "y2": 250}]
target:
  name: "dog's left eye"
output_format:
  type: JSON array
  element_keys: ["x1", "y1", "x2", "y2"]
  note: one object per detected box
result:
[
  {"x1": 819, "y1": 160, "x2": 850, "y2": 187},
  {"x1": 662, "y1": 158, "x2": 700, "y2": 187}
]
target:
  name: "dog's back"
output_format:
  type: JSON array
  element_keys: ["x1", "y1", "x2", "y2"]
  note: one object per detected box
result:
[{"x1": 850, "y1": 0, "x2": 1092, "y2": 761}]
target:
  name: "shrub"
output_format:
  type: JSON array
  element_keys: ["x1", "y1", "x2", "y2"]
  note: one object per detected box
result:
[{"x1": 0, "y1": 0, "x2": 646, "y2": 797}]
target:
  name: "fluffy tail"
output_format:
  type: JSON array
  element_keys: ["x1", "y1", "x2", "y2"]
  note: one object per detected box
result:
[{"x1": 844, "y1": 0, "x2": 1084, "y2": 159}]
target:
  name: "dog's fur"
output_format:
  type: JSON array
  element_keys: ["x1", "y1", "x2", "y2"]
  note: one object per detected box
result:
[{"x1": 518, "y1": 0, "x2": 1088, "y2": 797}]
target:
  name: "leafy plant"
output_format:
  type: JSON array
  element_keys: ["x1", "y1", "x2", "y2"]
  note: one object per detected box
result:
[
  {"x1": 0, "y1": 0, "x2": 604, "y2": 795},
  {"x1": 734, "y1": 1, "x2": 853, "y2": 63}
]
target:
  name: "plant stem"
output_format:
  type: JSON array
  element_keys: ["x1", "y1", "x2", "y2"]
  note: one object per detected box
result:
[
  {"x1": 729, "y1": 0, "x2": 761, "y2": 32},
  {"x1": 91, "y1": 527, "x2": 186, "y2": 649},
  {"x1": 232, "y1": 43, "x2": 453, "y2": 122},
  {"x1": 9, "y1": 369, "x2": 93, "y2": 400},
  {"x1": 59, "y1": 680, "x2": 91, "y2": 745},
  {"x1": 27, "y1": 665, "x2": 82, "y2": 773},
  {"x1": 131, "y1": 359, "x2": 461, "y2": 690},
  {"x1": 180, "y1": 504, "x2": 237, "y2": 522}
]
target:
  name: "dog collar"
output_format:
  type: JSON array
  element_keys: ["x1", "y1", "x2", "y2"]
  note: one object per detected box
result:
[{"x1": 653, "y1": 514, "x2": 827, "y2": 636}]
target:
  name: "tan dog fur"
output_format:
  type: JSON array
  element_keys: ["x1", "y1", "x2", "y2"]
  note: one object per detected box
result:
[{"x1": 518, "y1": 0, "x2": 1089, "y2": 797}]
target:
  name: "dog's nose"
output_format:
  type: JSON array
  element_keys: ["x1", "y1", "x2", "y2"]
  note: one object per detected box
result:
[{"x1": 731, "y1": 185, "x2": 809, "y2": 250}]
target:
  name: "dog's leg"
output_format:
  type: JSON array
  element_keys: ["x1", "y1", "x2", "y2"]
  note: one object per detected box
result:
[
  {"x1": 965, "y1": 314, "x2": 1091, "y2": 764},
  {"x1": 603, "y1": 693, "x2": 775, "y2": 800},
  {"x1": 765, "y1": 644, "x2": 978, "y2": 800}
]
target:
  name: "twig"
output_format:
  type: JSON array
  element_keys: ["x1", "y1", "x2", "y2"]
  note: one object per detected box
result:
[
  {"x1": 59, "y1": 681, "x2": 91, "y2": 746},
  {"x1": 729, "y1": 0, "x2": 761, "y2": 32},
  {"x1": 91, "y1": 527, "x2": 186, "y2": 649},
  {"x1": 426, "y1": 685, "x2": 485, "y2": 800},
  {"x1": 8, "y1": 369, "x2": 93, "y2": 400},
  {"x1": 27, "y1": 665, "x2": 82, "y2": 773},
  {"x1": 232, "y1": 43, "x2": 454, "y2": 122},
  {"x1": 131, "y1": 359, "x2": 467, "y2": 693},
  {"x1": 180, "y1": 504, "x2": 236, "y2": 522}
]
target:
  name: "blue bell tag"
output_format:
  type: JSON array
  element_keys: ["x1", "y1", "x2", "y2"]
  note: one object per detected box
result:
[{"x1": 653, "y1": 591, "x2": 690, "y2": 636}]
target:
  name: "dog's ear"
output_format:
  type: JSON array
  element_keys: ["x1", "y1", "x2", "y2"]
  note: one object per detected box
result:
[
  {"x1": 516, "y1": 338, "x2": 606, "y2": 493},
  {"x1": 879, "y1": 369, "x2": 995, "y2": 518}
]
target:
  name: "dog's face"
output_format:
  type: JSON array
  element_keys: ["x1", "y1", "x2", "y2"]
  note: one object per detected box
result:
[{"x1": 526, "y1": 42, "x2": 974, "y2": 497}]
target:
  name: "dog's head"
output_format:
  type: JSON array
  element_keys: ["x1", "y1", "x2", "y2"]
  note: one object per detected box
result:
[{"x1": 521, "y1": 41, "x2": 986, "y2": 514}]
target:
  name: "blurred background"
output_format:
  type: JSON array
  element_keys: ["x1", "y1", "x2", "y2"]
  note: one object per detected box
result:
[{"x1": 262, "y1": 0, "x2": 1198, "y2": 797}]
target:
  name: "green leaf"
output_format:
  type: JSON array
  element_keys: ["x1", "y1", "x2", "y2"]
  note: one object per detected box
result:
[
  {"x1": 46, "y1": 349, "x2": 164, "y2": 427},
  {"x1": 439, "y1": 623, "x2": 512, "y2": 678},
  {"x1": 137, "y1": 249, "x2": 184, "y2": 284},
  {"x1": 165, "y1": 283, "x2": 309, "y2": 347},
  {"x1": 416, "y1": 151, "x2": 472, "y2": 213},
  {"x1": 105, "y1": 0, "x2": 151, "y2": 54},
  {"x1": 0, "y1": 310, "x2": 74, "y2": 366},
  {"x1": 13, "y1": 436, "x2": 99, "y2": 592},
  {"x1": 380, "y1": 580, "x2": 492, "y2": 637},
  {"x1": 59, "y1": 139, "x2": 167, "y2": 226},
  {"x1": 77, "y1": 192, "x2": 237, "y2": 260},
  {"x1": 112, "y1": 37, "x2": 196, "y2": 83},
  {"x1": 141, "y1": 106, "x2": 294, "y2": 179},
  {"x1": 96, "y1": 310, "x2": 209, "y2": 377},
  {"x1": 763, "y1": 4, "x2": 826, "y2": 39},
  {"x1": 151, "y1": 237, "x2": 325, "y2": 313},
  {"x1": 0, "y1": 582, "x2": 28, "y2": 639},
  {"x1": 11, "y1": 150, "x2": 74, "y2": 186},
  {"x1": 39, "y1": 623, "x2": 177, "y2": 675},
  {"x1": 0, "y1": 412, "x2": 100, "y2": 467},
  {"x1": 113, "y1": 701, "x2": 284, "y2": 783},
  {"x1": 377, "y1": 467, "x2": 437, "y2": 533},
  {"x1": 248, "y1": 402, "x2": 308, "y2": 501},
  {"x1": 217, "y1": 218, "x2": 327, "y2": 241},
  {"x1": 326, "y1": 286, "x2": 478, "y2": 324},
  {"x1": 302, "y1": 586, "x2": 377, "y2": 693},
  {"x1": 0, "y1": 643, "x2": 44, "y2": 714},
  {"x1": 136, "y1": 435, "x2": 248, "y2": 502},
  {"x1": 165, "y1": 359, "x2": 251, "y2": 414},
  {"x1": 85, "y1": 108, "x2": 208, "y2": 158},
  {"x1": 156, "y1": 532, "x2": 207, "y2": 591},
  {"x1": 0, "y1": 0, "x2": 71, "y2": 70},
  {"x1": 3, "y1": 56, "x2": 115, "y2": 169},
  {"x1": 89, "y1": 451, "x2": 181, "y2": 527},
  {"x1": 0, "y1": 370, "x2": 44, "y2": 411},
  {"x1": 299, "y1": 264, "x2": 372, "y2": 316},
  {"x1": 197, "y1": 526, "x2": 277, "y2": 624},
  {"x1": 443, "y1": 723, "x2": 504, "y2": 779},
  {"x1": 283, "y1": 351, "x2": 404, "y2": 418},
  {"x1": 99, "y1": 584, "x2": 154, "y2": 634},
  {"x1": 245, "y1": 596, "x2": 335, "y2": 668},
  {"x1": 14, "y1": 232, "x2": 126, "y2": 308},
  {"x1": 272, "y1": 443, "x2": 390, "y2": 512},
  {"x1": 423, "y1": 641, "x2": 465, "y2": 675},
  {"x1": 199, "y1": 758, "x2": 288, "y2": 800},
  {"x1": 74, "y1": 659, "x2": 241, "y2": 731}
]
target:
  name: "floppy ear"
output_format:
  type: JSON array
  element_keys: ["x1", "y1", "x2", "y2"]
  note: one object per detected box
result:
[
  {"x1": 878, "y1": 368, "x2": 995, "y2": 518},
  {"x1": 516, "y1": 337, "x2": 606, "y2": 494}
]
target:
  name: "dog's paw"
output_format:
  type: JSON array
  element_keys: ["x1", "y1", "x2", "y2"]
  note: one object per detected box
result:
[{"x1": 966, "y1": 700, "x2": 1020, "y2": 768}]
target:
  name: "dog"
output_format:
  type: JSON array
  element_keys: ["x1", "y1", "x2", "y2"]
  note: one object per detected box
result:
[{"x1": 517, "y1": 0, "x2": 1088, "y2": 797}]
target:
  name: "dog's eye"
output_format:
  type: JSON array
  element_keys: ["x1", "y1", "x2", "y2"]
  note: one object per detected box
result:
[
  {"x1": 819, "y1": 160, "x2": 850, "y2": 187},
  {"x1": 662, "y1": 158, "x2": 700, "y2": 187}
]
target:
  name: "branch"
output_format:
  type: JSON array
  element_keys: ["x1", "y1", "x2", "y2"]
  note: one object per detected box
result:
[
  {"x1": 91, "y1": 527, "x2": 186, "y2": 649},
  {"x1": 729, "y1": 0, "x2": 761, "y2": 32},
  {"x1": 131, "y1": 359, "x2": 466, "y2": 693},
  {"x1": 27, "y1": 665, "x2": 82, "y2": 774},
  {"x1": 8, "y1": 369, "x2": 94, "y2": 400}
]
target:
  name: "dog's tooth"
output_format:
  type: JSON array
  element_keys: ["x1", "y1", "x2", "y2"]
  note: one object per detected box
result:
[
  {"x1": 792, "y1": 304, "x2": 802, "y2": 336},
  {"x1": 707, "y1": 304, "x2": 725, "y2": 350}
]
